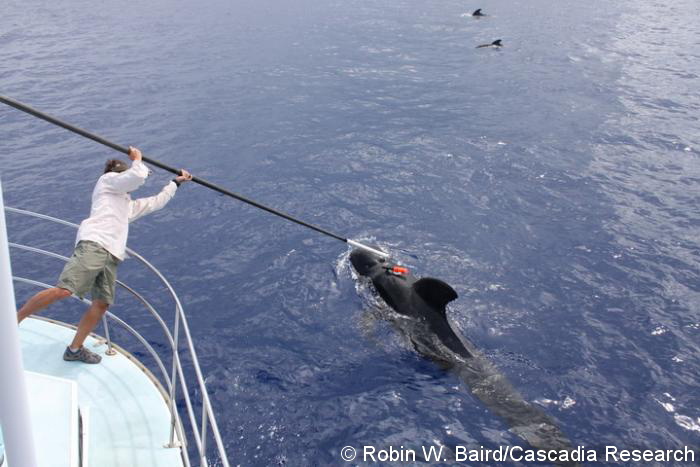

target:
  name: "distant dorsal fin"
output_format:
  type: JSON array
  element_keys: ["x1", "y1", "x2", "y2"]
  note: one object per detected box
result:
[{"x1": 413, "y1": 278, "x2": 458, "y2": 311}]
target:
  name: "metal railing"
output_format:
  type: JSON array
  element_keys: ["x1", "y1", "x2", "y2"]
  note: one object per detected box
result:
[{"x1": 5, "y1": 206, "x2": 230, "y2": 467}]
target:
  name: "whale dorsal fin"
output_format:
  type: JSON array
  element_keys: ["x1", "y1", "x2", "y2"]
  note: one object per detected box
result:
[{"x1": 413, "y1": 278, "x2": 458, "y2": 311}]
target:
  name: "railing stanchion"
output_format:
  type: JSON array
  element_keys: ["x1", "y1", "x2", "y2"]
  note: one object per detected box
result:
[
  {"x1": 201, "y1": 408, "x2": 209, "y2": 462},
  {"x1": 168, "y1": 304, "x2": 182, "y2": 447},
  {"x1": 101, "y1": 314, "x2": 116, "y2": 356}
]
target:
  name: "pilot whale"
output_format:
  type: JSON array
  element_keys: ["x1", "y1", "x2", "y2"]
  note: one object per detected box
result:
[
  {"x1": 472, "y1": 8, "x2": 486, "y2": 17},
  {"x1": 477, "y1": 39, "x2": 502, "y2": 48},
  {"x1": 350, "y1": 249, "x2": 577, "y2": 465}
]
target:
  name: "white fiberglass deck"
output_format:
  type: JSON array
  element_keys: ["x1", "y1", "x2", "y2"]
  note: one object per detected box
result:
[
  {"x1": 18, "y1": 317, "x2": 184, "y2": 467},
  {"x1": 15, "y1": 371, "x2": 78, "y2": 467}
]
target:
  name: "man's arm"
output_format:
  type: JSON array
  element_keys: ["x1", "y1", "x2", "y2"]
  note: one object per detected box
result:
[
  {"x1": 102, "y1": 147, "x2": 149, "y2": 194},
  {"x1": 128, "y1": 169, "x2": 193, "y2": 222}
]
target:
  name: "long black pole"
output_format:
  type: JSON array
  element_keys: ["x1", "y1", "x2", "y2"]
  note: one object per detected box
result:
[{"x1": 0, "y1": 95, "x2": 387, "y2": 257}]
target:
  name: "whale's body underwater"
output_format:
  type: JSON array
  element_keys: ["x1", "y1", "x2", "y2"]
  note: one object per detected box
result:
[{"x1": 350, "y1": 249, "x2": 577, "y2": 464}]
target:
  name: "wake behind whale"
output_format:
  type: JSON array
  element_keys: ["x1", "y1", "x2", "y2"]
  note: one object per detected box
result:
[{"x1": 350, "y1": 248, "x2": 578, "y2": 466}]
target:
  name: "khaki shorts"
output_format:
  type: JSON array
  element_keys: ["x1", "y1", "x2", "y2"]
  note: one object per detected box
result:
[{"x1": 57, "y1": 241, "x2": 121, "y2": 305}]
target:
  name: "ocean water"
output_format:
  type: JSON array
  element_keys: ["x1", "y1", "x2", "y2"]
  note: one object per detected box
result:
[{"x1": 1, "y1": 0, "x2": 699, "y2": 465}]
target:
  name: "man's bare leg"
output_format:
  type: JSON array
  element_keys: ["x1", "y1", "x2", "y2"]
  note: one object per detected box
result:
[
  {"x1": 69, "y1": 299, "x2": 109, "y2": 350},
  {"x1": 17, "y1": 287, "x2": 72, "y2": 324}
]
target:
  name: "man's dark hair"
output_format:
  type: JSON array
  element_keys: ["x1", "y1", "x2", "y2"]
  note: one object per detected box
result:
[{"x1": 104, "y1": 159, "x2": 129, "y2": 174}]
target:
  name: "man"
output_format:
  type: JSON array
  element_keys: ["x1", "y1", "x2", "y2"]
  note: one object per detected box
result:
[{"x1": 17, "y1": 146, "x2": 192, "y2": 363}]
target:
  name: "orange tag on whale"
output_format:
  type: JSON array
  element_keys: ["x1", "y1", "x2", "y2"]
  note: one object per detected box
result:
[{"x1": 392, "y1": 266, "x2": 409, "y2": 276}]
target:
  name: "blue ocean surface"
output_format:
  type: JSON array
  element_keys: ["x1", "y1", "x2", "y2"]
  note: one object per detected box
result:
[{"x1": 1, "y1": 0, "x2": 699, "y2": 465}]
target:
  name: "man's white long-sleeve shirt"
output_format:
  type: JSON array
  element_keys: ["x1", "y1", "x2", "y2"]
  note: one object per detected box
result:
[{"x1": 76, "y1": 160, "x2": 177, "y2": 260}]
